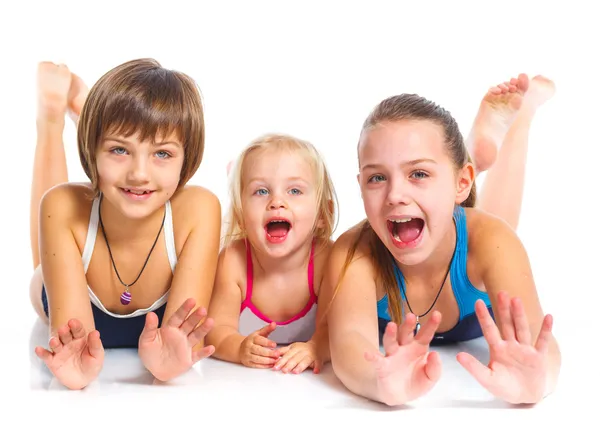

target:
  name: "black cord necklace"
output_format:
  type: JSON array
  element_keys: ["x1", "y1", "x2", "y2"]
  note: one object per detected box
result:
[
  {"x1": 98, "y1": 195, "x2": 166, "y2": 305},
  {"x1": 397, "y1": 218, "x2": 457, "y2": 336}
]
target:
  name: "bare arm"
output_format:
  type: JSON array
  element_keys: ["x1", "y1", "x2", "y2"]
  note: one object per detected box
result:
[
  {"x1": 205, "y1": 247, "x2": 246, "y2": 363},
  {"x1": 40, "y1": 184, "x2": 95, "y2": 337},
  {"x1": 473, "y1": 211, "x2": 561, "y2": 397},
  {"x1": 323, "y1": 232, "x2": 382, "y2": 400},
  {"x1": 163, "y1": 187, "x2": 221, "y2": 350}
]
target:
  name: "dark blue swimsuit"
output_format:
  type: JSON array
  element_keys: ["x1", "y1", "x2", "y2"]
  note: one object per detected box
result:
[{"x1": 377, "y1": 206, "x2": 494, "y2": 345}]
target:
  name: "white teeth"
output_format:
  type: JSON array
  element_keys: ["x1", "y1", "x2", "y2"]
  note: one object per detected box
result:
[
  {"x1": 125, "y1": 189, "x2": 149, "y2": 195},
  {"x1": 390, "y1": 218, "x2": 412, "y2": 223}
]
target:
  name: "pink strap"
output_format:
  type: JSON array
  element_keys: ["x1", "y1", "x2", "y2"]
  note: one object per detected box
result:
[{"x1": 240, "y1": 239, "x2": 317, "y2": 324}]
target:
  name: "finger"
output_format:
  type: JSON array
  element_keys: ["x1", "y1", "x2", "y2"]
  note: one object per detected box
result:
[
  {"x1": 415, "y1": 311, "x2": 442, "y2": 346},
  {"x1": 251, "y1": 343, "x2": 280, "y2": 359},
  {"x1": 139, "y1": 312, "x2": 160, "y2": 344},
  {"x1": 280, "y1": 351, "x2": 305, "y2": 373},
  {"x1": 397, "y1": 313, "x2": 416, "y2": 345},
  {"x1": 58, "y1": 324, "x2": 73, "y2": 346},
  {"x1": 253, "y1": 334, "x2": 277, "y2": 349},
  {"x1": 423, "y1": 350, "x2": 442, "y2": 383},
  {"x1": 166, "y1": 298, "x2": 196, "y2": 328},
  {"x1": 180, "y1": 307, "x2": 207, "y2": 336},
  {"x1": 187, "y1": 317, "x2": 214, "y2": 347},
  {"x1": 534, "y1": 314, "x2": 554, "y2": 354},
  {"x1": 497, "y1": 291, "x2": 515, "y2": 341},
  {"x1": 248, "y1": 353, "x2": 277, "y2": 366},
  {"x1": 277, "y1": 345, "x2": 291, "y2": 355},
  {"x1": 34, "y1": 346, "x2": 54, "y2": 364},
  {"x1": 364, "y1": 350, "x2": 386, "y2": 372},
  {"x1": 510, "y1": 297, "x2": 531, "y2": 345},
  {"x1": 68, "y1": 319, "x2": 86, "y2": 340},
  {"x1": 475, "y1": 299, "x2": 502, "y2": 347},
  {"x1": 456, "y1": 351, "x2": 493, "y2": 390},
  {"x1": 292, "y1": 356, "x2": 314, "y2": 374},
  {"x1": 313, "y1": 359, "x2": 323, "y2": 374},
  {"x1": 192, "y1": 345, "x2": 215, "y2": 363},
  {"x1": 48, "y1": 336, "x2": 63, "y2": 355},
  {"x1": 86, "y1": 330, "x2": 104, "y2": 360},
  {"x1": 256, "y1": 322, "x2": 277, "y2": 337},
  {"x1": 273, "y1": 346, "x2": 298, "y2": 370},
  {"x1": 382, "y1": 321, "x2": 400, "y2": 356},
  {"x1": 248, "y1": 361, "x2": 276, "y2": 369}
]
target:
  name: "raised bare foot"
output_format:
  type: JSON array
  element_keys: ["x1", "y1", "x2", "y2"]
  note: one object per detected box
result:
[
  {"x1": 522, "y1": 75, "x2": 555, "y2": 111},
  {"x1": 466, "y1": 73, "x2": 529, "y2": 173},
  {"x1": 37, "y1": 62, "x2": 72, "y2": 124},
  {"x1": 67, "y1": 72, "x2": 89, "y2": 126}
]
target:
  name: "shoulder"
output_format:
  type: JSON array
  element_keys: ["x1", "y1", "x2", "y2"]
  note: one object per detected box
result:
[
  {"x1": 464, "y1": 207, "x2": 527, "y2": 273},
  {"x1": 40, "y1": 182, "x2": 94, "y2": 224},
  {"x1": 169, "y1": 185, "x2": 221, "y2": 228},
  {"x1": 327, "y1": 220, "x2": 376, "y2": 278}
]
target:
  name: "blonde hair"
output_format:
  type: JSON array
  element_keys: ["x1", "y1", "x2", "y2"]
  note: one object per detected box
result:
[
  {"x1": 223, "y1": 133, "x2": 338, "y2": 248},
  {"x1": 78, "y1": 58, "x2": 205, "y2": 197}
]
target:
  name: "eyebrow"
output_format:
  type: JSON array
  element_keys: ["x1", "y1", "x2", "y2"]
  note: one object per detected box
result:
[
  {"x1": 247, "y1": 177, "x2": 310, "y2": 185},
  {"x1": 104, "y1": 136, "x2": 181, "y2": 147},
  {"x1": 361, "y1": 158, "x2": 437, "y2": 171}
]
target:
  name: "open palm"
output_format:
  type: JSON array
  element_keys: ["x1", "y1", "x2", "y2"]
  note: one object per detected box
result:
[
  {"x1": 457, "y1": 293, "x2": 553, "y2": 404},
  {"x1": 34, "y1": 319, "x2": 104, "y2": 390},
  {"x1": 365, "y1": 312, "x2": 443, "y2": 406},
  {"x1": 138, "y1": 298, "x2": 215, "y2": 382}
]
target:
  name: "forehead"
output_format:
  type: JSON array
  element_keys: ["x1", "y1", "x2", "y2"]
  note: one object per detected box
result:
[
  {"x1": 359, "y1": 120, "x2": 447, "y2": 164},
  {"x1": 243, "y1": 148, "x2": 314, "y2": 183}
]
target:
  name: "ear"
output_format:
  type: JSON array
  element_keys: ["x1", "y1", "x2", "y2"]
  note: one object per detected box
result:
[{"x1": 455, "y1": 162, "x2": 475, "y2": 205}]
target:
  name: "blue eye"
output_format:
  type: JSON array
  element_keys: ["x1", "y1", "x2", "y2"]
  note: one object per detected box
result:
[
  {"x1": 255, "y1": 188, "x2": 269, "y2": 196},
  {"x1": 111, "y1": 147, "x2": 127, "y2": 155},
  {"x1": 368, "y1": 174, "x2": 386, "y2": 183},
  {"x1": 289, "y1": 188, "x2": 302, "y2": 195},
  {"x1": 156, "y1": 151, "x2": 171, "y2": 159}
]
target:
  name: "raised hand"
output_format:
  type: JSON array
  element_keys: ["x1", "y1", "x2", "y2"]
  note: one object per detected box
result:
[
  {"x1": 456, "y1": 292, "x2": 554, "y2": 404},
  {"x1": 34, "y1": 319, "x2": 104, "y2": 390},
  {"x1": 273, "y1": 340, "x2": 321, "y2": 374},
  {"x1": 365, "y1": 312, "x2": 443, "y2": 406},
  {"x1": 138, "y1": 298, "x2": 215, "y2": 382},
  {"x1": 239, "y1": 322, "x2": 281, "y2": 368}
]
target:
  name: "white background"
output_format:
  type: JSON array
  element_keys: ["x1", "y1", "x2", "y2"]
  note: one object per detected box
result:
[{"x1": 1, "y1": 0, "x2": 598, "y2": 422}]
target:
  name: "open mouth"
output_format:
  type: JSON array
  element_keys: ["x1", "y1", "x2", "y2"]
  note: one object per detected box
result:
[
  {"x1": 387, "y1": 217, "x2": 424, "y2": 244},
  {"x1": 121, "y1": 188, "x2": 154, "y2": 197},
  {"x1": 265, "y1": 218, "x2": 292, "y2": 243}
]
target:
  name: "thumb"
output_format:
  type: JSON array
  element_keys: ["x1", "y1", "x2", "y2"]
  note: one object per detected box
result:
[
  {"x1": 86, "y1": 330, "x2": 104, "y2": 360},
  {"x1": 456, "y1": 352, "x2": 491, "y2": 388},
  {"x1": 257, "y1": 322, "x2": 277, "y2": 337},
  {"x1": 313, "y1": 359, "x2": 323, "y2": 374},
  {"x1": 140, "y1": 312, "x2": 160, "y2": 343},
  {"x1": 424, "y1": 351, "x2": 442, "y2": 383}
]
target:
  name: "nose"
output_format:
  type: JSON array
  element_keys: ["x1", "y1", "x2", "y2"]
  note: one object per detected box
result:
[
  {"x1": 268, "y1": 195, "x2": 286, "y2": 210},
  {"x1": 127, "y1": 155, "x2": 151, "y2": 184},
  {"x1": 386, "y1": 177, "x2": 412, "y2": 206}
]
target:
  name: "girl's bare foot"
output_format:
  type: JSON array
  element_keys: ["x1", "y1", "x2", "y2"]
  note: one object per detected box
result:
[
  {"x1": 37, "y1": 62, "x2": 72, "y2": 123},
  {"x1": 67, "y1": 72, "x2": 89, "y2": 126},
  {"x1": 522, "y1": 75, "x2": 555, "y2": 111},
  {"x1": 466, "y1": 74, "x2": 529, "y2": 173}
]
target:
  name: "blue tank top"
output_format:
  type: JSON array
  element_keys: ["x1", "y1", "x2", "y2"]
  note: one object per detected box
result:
[{"x1": 376, "y1": 206, "x2": 493, "y2": 345}]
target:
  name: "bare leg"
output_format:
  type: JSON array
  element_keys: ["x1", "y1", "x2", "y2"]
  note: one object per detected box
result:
[{"x1": 465, "y1": 74, "x2": 555, "y2": 229}]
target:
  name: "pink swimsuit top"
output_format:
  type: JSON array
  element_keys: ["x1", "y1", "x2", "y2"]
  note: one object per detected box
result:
[{"x1": 238, "y1": 240, "x2": 318, "y2": 345}]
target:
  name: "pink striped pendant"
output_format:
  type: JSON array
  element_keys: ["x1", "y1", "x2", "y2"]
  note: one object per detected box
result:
[{"x1": 120, "y1": 290, "x2": 132, "y2": 305}]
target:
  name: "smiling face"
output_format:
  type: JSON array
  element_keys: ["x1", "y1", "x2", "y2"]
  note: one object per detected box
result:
[
  {"x1": 95, "y1": 130, "x2": 185, "y2": 219},
  {"x1": 358, "y1": 119, "x2": 471, "y2": 265},
  {"x1": 240, "y1": 148, "x2": 321, "y2": 258}
]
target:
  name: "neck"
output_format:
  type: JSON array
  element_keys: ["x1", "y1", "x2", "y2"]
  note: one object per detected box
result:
[
  {"x1": 397, "y1": 219, "x2": 457, "y2": 286},
  {"x1": 98, "y1": 196, "x2": 166, "y2": 245},
  {"x1": 250, "y1": 239, "x2": 313, "y2": 277}
]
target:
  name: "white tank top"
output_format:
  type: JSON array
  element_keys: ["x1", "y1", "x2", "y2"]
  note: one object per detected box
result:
[{"x1": 81, "y1": 196, "x2": 177, "y2": 318}]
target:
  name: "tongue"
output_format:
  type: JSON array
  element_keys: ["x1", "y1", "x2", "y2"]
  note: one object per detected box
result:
[
  {"x1": 267, "y1": 222, "x2": 289, "y2": 237},
  {"x1": 396, "y1": 221, "x2": 422, "y2": 243}
]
